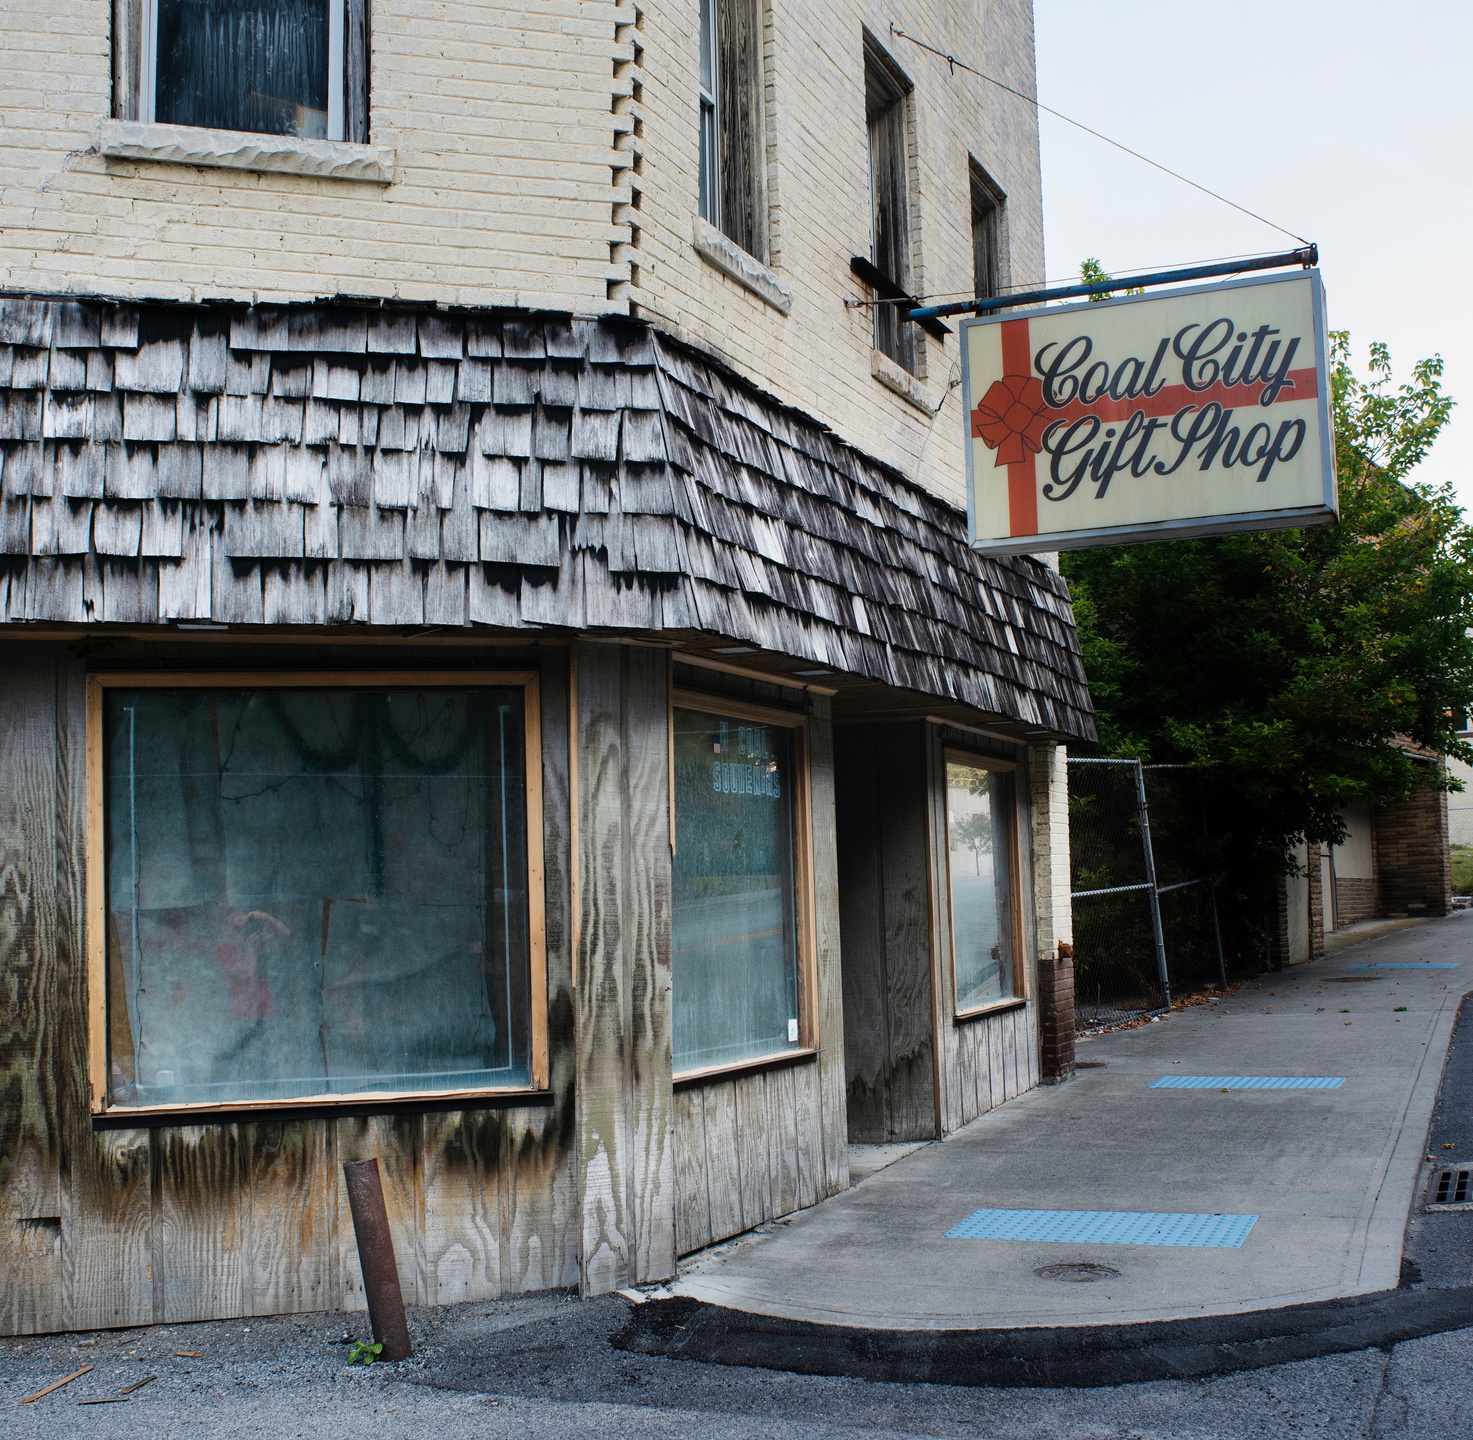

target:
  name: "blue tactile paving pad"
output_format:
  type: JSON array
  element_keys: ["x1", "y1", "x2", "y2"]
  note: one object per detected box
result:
[
  {"x1": 1149, "y1": 1075, "x2": 1344, "y2": 1090},
  {"x1": 944, "y1": 1209, "x2": 1258, "y2": 1247},
  {"x1": 1343, "y1": 962, "x2": 1460, "y2": 969}
]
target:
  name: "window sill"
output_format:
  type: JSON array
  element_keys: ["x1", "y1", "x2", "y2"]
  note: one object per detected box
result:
[
  {"x1": 90, "y1": 1087, "x2": 551, "y2": 1128},
  {"x1": 674, "y1": 1046, "x2": 817, "y2": 1089},
  {"x1": 692, "y1": 218, "x2": 793, "y2": 315},
  {"x1": 953, "y1": 996, "x2": 1029, "y2": 1025},
  {"x1": 871, "y1": 349, "x2": 941, "y2": 414},
  {"x1": 95, "y1": 120, "x2": 396, "y2": 185}
]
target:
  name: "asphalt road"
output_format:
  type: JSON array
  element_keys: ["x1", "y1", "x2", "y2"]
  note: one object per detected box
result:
[{"x1": 5, "y1": 976, "x2": 1472, "y2": 1439}]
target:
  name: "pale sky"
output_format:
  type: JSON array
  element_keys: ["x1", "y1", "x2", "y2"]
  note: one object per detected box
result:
[{"x1": 1033, "y1": 0, "x2": 1473, "y2": 511}]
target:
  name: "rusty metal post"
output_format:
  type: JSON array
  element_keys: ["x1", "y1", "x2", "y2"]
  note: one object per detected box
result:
[{"x1": 342, "y1": 1158, "x2": 413, "y2": 1361}]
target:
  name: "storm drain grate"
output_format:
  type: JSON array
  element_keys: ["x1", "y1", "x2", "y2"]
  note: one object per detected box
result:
[
  {"x1": 1426, "y1": 1167, "x2": 1473, "y2": 1208},
  {"x1": 1150, "y1": 1075, "x2": 1344, "y2": 1090},
  {"x1": 1343, "y1": 963, "x2": 1460, "y2": 970},
  {"x1": 945, "y1": 1209, "x2": 1257, "y2": 1247}
]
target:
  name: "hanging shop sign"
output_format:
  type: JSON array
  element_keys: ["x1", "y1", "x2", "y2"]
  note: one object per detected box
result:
[{"x1": 962, "y1": 271, "x2": 1336, "y2": 556}]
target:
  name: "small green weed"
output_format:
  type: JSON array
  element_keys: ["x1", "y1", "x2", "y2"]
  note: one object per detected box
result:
[
  {"x1": 346, "y1": 1340, "x2": 384, "y2": 1366},
  {"x1": 1395, "y1": 1006, "x2": 1408, "y2": 1012}
]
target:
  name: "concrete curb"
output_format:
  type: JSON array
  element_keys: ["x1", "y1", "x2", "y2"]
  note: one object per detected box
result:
[{"x1": 614, "y1": 1286, "x2": 1473, "y2": 1389}]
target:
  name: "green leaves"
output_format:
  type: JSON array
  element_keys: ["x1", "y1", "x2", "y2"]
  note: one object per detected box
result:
[
  {"x1": 1062, "y1": 332, "x2": 1468, "y2": 887},
  {"x1": 346, "y1": 1340, "x2": 384, "y2": 1366}
]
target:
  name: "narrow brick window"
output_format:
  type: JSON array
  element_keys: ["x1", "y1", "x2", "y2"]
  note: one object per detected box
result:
[
  {"x1": 866, "y1": 41, "x2": 914, "y2": 372},
  {"x1": 970, "y1": 163, "x2": 1007, "y2": 304},
  {"x1": 116, "y1": 0, "x2": 370, "y2": 140},
  {"x1": 697, "y1": 0, "x2": 767, "y2": 261}
]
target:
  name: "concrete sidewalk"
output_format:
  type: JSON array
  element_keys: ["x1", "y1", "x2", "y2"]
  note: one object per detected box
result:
[{"x1": 664, "y1": 915, "x2": 1470, "y2": 1330}]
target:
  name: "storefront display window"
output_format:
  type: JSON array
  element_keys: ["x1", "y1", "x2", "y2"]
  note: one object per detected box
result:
[
  {"x1": 92, "y1": 673, "x2": 544, "y2": 1111},
  {"x1": 944, "y1": 754, "x2": 1019, "y2": 1012},
  {"x1": 672, "y1": 699, "x2": 809, "y2": 1074}
]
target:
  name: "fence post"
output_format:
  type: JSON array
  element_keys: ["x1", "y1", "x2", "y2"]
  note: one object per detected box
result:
[{"x1": 1133, "y1": 761, "x2": 1172, "y2": 1008}]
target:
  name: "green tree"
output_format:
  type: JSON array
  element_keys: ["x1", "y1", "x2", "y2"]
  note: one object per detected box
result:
[{"x1": 1061, "y1": 326, "x2": 1470, "y2": 893}]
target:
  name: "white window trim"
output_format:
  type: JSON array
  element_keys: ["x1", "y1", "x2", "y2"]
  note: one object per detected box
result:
[
  {"x1": 96, "y1": 119, "x2": 394, "y2": 184},
  {"x1": 141, "y1": 0, "x2": 347, "y2": 142},
  {"x1": 692, "y1": 217, "x2": 791, "y2": 314}
]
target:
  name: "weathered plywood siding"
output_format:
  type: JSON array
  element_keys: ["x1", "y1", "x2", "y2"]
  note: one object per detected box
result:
[
  {"x1": 0, "y1": 640, "x2": 579, "y2": 1335},
  {"x1": 834, "y1": 722, "x2": 938, "y2": 1144},
  {"x1": 926, "y1": 727, "x2": 1041, "y2": 1136},
  {"x1": 673, "y1": 695, "x2": 847, "y2": 1256},
  {"x1": 574, "y1": 640, "x2": 676, "y2": 1293}
]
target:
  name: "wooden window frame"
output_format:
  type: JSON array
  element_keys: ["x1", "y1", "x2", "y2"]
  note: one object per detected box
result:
[
  {"x1": 941, "y1": 747, "x2": 1027, "y2": 1020},
  {"x1": 969, "y1": 161, "x2": 1007, "y2": 305},
  {"x1": 669, "y1": 688, "x2": 819, "y2": 1083},
  {"x1": 864, "y1": 34, "x2": 916, "y2": 374},
  {"x1": 113, "y1": 0, "x2": 372, "y2": 142},
  {"x1": 84, "y1": 669, "x2": 547, "y2": 1120},
  {"x1": 697, "y1": 0, "x2": 768, "y2": 262}
]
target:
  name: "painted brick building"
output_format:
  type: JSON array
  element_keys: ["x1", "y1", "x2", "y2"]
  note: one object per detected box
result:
[{"x1": 0, "y1": 0, "x2": 1091, "y2": 1334}]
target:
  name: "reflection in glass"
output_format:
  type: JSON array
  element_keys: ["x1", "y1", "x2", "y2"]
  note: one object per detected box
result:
[
  {"x1": 946, "y1": 761, "x2": 1015, "y2": 1010},
  {"x1": 155, "y1": 0, "x2": 333, "y2": 138},
  {"x1": 673, "y1": 708, "x2": 800, "y2": 1072},
  {"x1": 105, "y1": 687, "x2": 530, "y2": 1106}
]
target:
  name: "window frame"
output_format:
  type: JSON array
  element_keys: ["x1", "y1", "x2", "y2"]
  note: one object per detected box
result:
[
  {"x1": 115, "y1": 0, "x2": 371, "y2": 142},
  {"x1": 668, "y1": 688, "x2": 819, "y2": 1084},
  {"x1": 969, "y1": 162, "x2": 1007, "y2": 305},
  {"x1": 941, "y1": 747, "x2": 1027, "y2": 1020},
  {"x1": 696, "y1": 0, "x2": 769, "y2": 263},
  {"x1": 864, "y1": 35, "x2": 916, "y2": 374},
  {"x1": 84, "y1": 669, "x2": 547, "y2": 1120}
]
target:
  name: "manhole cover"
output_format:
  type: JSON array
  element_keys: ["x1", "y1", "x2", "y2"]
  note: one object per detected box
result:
[{"x1": 1033, "y1": 1263, "x2": 1120, "y2": 1283}]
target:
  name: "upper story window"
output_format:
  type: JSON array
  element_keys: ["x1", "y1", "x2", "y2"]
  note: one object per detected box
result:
[
  {"x1": 90, "y1": 673, "x2": 546, "y2": 1115},
  {"x1": 970, "y1": 162, "x2": 1007, "y2": 304},
  {"x1": 697, "y1": 0, "x2": 767, "y2": 261},
  {"x1": 127, "y1": 0, "x2": 369, "y2": 140},
  {"x1": 865, "y1": 39, "x2": 915, "y2": 372}
]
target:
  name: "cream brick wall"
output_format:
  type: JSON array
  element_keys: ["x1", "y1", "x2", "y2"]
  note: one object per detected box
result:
[
  {"x1": 0, "y1": 0, "x2": 1041, "y2": 509},
  {"x1": 0, "y1": 0, "x2": 630, "y2": 310},
  {"x1": 631, "y1": 0, "x2": 1044, "y2": 508}
]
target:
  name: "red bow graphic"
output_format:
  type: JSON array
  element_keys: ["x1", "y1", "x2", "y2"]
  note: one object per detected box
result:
[{"x1": 972, "y1": 374, "x2": 1052, "y2": 468}]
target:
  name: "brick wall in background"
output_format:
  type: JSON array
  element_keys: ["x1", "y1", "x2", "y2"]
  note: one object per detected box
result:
[{"x1": 1375, "y1": 768, "x2": 1452, "y2": 917}]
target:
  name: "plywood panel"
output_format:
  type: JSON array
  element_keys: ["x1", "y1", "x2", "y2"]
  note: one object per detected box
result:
[
  {"x1": 834, "y1": 721, "x2": 935, "y2": 1144},
  {"x1": 154, "y1": 1124, "x2": 246, "y2": 1322},
  {"x1": 241, "y1": 1118, "x2": 337, "y2": 1317},
  {"x1": 732, "y1": 1071, "x2": 773, "y2": 1233},
  {"x1": 672, "y1": 1086, "x2": 709, "y2": 1254},
  {"x1": 0, "y1": 647, "x2": 68, "y2": 1333},
  {"x1": 807, "y1": 695, "x2": 851, "y2": 1197},
  {"x1": 574, "y1": 641, "x2": 675, "y2": 1294},
  {"x1": 700, "y1": 1082, "x2": 743, "y2": 1244}
]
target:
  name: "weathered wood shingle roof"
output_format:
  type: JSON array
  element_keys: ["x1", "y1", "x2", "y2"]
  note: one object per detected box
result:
[{"x1": 0, "y1": 297, "x2": 1094, "y2": 738}]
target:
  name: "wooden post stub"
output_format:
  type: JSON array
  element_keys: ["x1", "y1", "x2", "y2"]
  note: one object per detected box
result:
[{"x1": 342, "y1": 1158, "x2": 413, "y2": 1361}]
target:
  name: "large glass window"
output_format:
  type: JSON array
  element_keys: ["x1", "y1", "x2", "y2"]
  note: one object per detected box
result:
[
  {"x1": 945, "y1": 756, "x2": 1018, "y2": 1012},
  {"x1": 97, "y1": 678, "x2": 540, "y2": 1110},
  {"x1": 147, "y1": 0, "x2": 346, "y2": 139},
  {"x1": 672, "y1": 702, "x2": 805, "y2": 1073}
]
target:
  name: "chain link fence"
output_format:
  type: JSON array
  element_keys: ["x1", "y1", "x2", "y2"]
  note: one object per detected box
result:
[{"x1": 1068, "y1": 758, "x2": 1229, "y2": 1030}]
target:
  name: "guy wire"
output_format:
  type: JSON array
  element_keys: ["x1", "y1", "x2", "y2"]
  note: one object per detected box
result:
[{"x1": 887, "y1": 24, "x2": 1312, "y2": 248}]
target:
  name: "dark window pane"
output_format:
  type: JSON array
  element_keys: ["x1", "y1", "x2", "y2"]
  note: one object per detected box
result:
[
  {"x1": 155, "y1": 0, "x2": 331, "y2": 138},
  {"x1": 673, "y1": 708, "x2": 800, "y2": 1071},
  {"x1": 946, "y1": 762, "x2": 1015, "y2": 1009},
  {"x1": 105, "y1": 687, "x2": 530, "y2": 1106}
]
